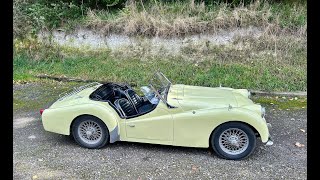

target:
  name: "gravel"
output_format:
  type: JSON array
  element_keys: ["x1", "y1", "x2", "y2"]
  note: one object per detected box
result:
[{"x1": 13, "y1": 83, "x2": 307, "y2": 180}]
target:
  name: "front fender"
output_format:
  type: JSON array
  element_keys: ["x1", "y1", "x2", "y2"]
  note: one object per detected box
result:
[
  {"x1": 173, "y1": 107, "x2": 270, "y2": 148},
  {"x1": 42, "y1": 103, "x2": 120, "y2": 139},
  {"x1": 209, "y1": 107, "x2": 269, "y2": 143}
]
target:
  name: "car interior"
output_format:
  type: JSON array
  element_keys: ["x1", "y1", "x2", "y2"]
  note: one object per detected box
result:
[{"x1": 89, "y1": 83, "x2": 157, "y2": 118}]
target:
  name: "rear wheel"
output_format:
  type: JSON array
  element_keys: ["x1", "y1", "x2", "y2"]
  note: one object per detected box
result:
[
  {"x1": 72, "y1": 116, "x2": 109, "y2": 149},
  {"x1": 211, "y1": 122, "x2": 256, "y2": 160}
]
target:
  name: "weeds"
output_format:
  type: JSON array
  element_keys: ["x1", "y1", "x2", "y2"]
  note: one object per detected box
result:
[
  {"x1": 14, "y1": 0, "x2": 306, "y2": 38},
  {"x1": 85, "y1": 0, "x2": 306, "y2": 37}
]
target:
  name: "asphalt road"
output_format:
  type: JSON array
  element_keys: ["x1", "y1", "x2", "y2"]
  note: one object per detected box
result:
[{"x1": 13, "y1": 83, "x2": 307, "y2": 180}]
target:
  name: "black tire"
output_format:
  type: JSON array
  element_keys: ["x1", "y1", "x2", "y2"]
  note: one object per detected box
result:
[
  {"x1": 211, "y1": 122, "x2": 256, "y2": 160},
  {"x1": 72, "y1": 115, "x2": 109, "y2": 149}
]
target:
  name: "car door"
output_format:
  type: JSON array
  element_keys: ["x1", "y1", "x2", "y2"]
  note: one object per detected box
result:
[{"x1": 125, "y1": 102, "x2": 173, "y2": 141}]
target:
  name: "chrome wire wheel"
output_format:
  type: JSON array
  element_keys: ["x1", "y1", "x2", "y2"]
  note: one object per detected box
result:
[
  {"x1": 218, "y1": 128, "x2": 249, "y2": 155},
  {"x1": 77, "y1": 120, "x2": 103, "y2": 145}
]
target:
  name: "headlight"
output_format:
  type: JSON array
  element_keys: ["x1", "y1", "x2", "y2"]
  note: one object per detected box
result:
[{"x1": 261, "y1": 106, "x2": 266, "y2": 118}]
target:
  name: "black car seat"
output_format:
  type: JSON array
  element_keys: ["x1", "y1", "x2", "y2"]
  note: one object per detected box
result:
[
  {"x1": 124, "y1": 89, "x2": 143, "y2": 112},
  {"x1": 114, "y1": 98, "x2": 138, "y2": 117},
  {"x1": 113, "y1": 88, "x2": 126, "y2": 100},
  {"x1": 91, "y1": 84, "x2": 115, "y2": 101}
]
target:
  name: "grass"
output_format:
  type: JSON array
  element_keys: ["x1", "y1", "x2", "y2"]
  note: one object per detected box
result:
[
  {"x1": 252, "y1": 96, "x2": 307, "y2": 110},
  {"x1": 83, "y1": 0, "x2": 307, "y2": 37},
  {"x1": 13, "y1": 32, "x2": 306, "y2": 92},
  {"x1": 13, "y1": 0, "x2": 306, "y2": 93}
]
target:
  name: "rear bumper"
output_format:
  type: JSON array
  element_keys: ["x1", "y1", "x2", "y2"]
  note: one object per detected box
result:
[{"x1": 265, "y1": 123, "x2": 273, "y2": 146}]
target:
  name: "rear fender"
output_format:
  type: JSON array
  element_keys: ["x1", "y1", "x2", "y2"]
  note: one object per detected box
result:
[{"x1": 42, "y1": 103, "x2": 120, "y2": 142}]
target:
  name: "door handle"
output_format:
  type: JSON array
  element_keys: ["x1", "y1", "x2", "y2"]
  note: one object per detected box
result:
[{"x1": 128, "y1": 124, "x2": 135, "y2": 127}]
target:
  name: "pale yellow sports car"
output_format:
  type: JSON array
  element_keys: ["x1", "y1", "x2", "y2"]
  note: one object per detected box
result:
[{"x1": 40, "y1": 72, "x2": 273, "y2": 160}]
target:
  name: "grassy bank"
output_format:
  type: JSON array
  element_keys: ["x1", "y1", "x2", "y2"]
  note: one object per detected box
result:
[
  {"x1": 13, "y1": 0, "x2": 306, "y2": 92},
  {"x1": 13, "y1": 32, "x2": 306, "y2": 92}
]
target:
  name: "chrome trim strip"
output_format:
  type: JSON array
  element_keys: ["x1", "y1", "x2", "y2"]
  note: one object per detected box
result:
[{"x1": 58, "y1": 82, "x2": 100, "y2": 101}]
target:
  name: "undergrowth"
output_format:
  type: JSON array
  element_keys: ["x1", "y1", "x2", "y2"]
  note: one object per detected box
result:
[{"x1": 14, "y1": 0, "x2": 306, "y2": 38}]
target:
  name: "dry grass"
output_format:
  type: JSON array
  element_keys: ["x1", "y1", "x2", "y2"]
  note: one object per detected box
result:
[{"x1": 84, "y1": 0, "x2": 306, "y2": 37}]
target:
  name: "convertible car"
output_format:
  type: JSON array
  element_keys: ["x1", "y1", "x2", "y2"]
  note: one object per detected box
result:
[{"x1": 40, "y1": 72, "x2": 273, "y2": 160}]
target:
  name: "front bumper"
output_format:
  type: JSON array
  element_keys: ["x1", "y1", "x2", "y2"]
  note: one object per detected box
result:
[{"x1": 265, "y1": 123, "x2": 273, "y2": 146}]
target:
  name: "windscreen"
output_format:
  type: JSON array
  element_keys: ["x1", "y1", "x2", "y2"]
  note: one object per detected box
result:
[{"x1": 149, "y1": 72, "x2": 171, "y2": 101}]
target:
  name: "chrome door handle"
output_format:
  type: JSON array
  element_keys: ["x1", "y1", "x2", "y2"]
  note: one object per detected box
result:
[{"x1": 128, "y1": 124, "x2": 135, "y2": 127}]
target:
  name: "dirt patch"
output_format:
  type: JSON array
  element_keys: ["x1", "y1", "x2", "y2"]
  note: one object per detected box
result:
[{"x1": 13, "y1": 117, "x2": 36, "y2": 129}]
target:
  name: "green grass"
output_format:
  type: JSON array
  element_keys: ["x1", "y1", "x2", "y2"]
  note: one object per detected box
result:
[
  {"x1": 13, "y1": 40, "x2": 306, "y2": 92},
  {"x1": 252, "y1": 96, "x2": 307, "y2": 110}
]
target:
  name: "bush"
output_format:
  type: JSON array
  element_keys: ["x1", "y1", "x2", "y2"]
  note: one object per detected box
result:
[
  {"x1": 13, "y1": 0, "x2": 127, "y2": 38},
  {"x1": 26, "y1": 2, "x2": 82, "y2": 31}
]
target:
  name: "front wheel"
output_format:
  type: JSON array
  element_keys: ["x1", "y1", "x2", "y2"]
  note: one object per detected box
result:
[
  {"x1": 72, "y1": 116, "x2": 109, "y2": 149},
  {"x1": 211, "y1": 122, "x2": 256, "y2": 160}
]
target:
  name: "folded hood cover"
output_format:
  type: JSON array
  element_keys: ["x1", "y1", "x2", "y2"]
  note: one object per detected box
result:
[{"x1": 167, "y1": 84, "x2": 253, "y2": 111}]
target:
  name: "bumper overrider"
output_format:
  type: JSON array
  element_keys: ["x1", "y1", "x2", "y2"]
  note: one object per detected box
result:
[
  {"x1": 265, "y1": 122, "x2": 273, "y2": 146},
  {"x1": 261, "y1": 105, "x2": 273, "y2": 146}
]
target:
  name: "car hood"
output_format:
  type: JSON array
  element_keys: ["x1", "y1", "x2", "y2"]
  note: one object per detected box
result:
[{"x1": 167, "y1": 84, "x2": 255, "y2": 111}]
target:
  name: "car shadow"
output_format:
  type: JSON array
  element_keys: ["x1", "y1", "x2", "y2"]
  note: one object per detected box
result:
[
  {"x1": 43, "y1": 122, "x2": 266, "y2": 160},
  {"x1": 56, "y1": 135, "x2": 213, "y2": 156},
  {"x1": 112, "y1": 141, "x2": 211, "y2": 154}
]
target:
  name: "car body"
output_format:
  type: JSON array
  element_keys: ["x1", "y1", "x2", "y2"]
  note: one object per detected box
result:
[{"x1": 41, "y1": 72, "x2": 272, "y2": 160}]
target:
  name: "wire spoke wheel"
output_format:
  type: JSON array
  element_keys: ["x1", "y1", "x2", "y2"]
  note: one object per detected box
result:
[
  {"x1": 77, "y1": 120, "x2": 103, "y2": 145},
  {"x1": 218, "y1": 128, "x2": 249, "y2": 155}
]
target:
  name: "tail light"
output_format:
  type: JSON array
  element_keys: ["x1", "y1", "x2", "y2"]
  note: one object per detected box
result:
[{"x1": 40, "y1": 109, "x2": 45, "y2": 115}]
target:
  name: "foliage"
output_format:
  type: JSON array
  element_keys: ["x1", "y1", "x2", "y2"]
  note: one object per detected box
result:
[{"x1": 14, "y1": 0, "x2": 306, "y2": 38}]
